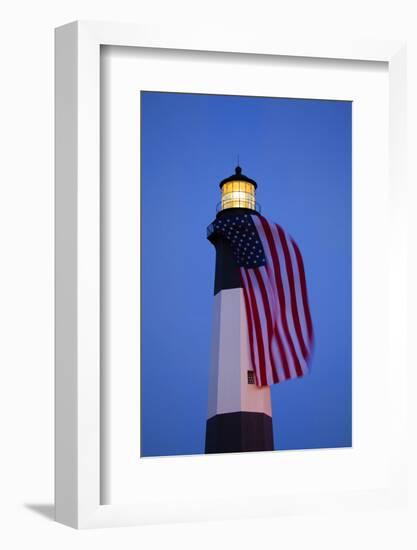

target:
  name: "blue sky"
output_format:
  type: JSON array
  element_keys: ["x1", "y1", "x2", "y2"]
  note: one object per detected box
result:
[{"x1": 140, "y1": 91, "x2": 352, "y2": 457}]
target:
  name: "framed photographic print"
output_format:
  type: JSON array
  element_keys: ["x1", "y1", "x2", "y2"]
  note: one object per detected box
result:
[{"x1": 55, "y1": 21, "x2": 407, "y2": 528}]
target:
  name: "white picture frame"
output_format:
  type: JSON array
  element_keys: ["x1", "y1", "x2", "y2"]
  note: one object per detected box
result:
[{"x1": 55, "y1": 21, "x2": 407, "y2": 529}]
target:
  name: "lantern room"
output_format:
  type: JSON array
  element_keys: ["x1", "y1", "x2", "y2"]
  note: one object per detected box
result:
[{"x1": 218, "y1": 166, "x2": 260, "y2": 213}]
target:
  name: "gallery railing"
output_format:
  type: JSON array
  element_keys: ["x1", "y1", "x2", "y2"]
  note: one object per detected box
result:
[{"x1": 216, "y1": 200, "x2": 262, "y2": 214}]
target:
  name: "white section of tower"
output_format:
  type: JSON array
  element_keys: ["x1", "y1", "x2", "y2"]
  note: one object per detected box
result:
[{"x1": 207, "y1": 287, "x2": 272, "y2": 419}]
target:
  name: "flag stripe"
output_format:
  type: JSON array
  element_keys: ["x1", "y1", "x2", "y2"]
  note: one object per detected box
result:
[
  {"x1": 291, "y1": 238, "x2": 314, "y2": 343},
  {"x1": 269, "y1": 223, "x2": 309, "y2": 375},
  {"x1": 253, "y1": 217, "x2": 299, "y2": 379},
  {"x1": 246, "y1": 269, "x2": 271, "y2": 386},
  {"x1": 240, "y1": 271, "x2": 260, "y2": 381},
  {"x1": 242, "y1": 269, "x2": 268, "y2": 386},
  {"x1": 256, "y1": 266, "x2": 291, "y2": 382},
  {"x1": 257, "y1": 217, "x2": 304, "y2": 377},
  {"x1": 275, "y1": 224, "x2": 309, "y2": 361},
  {"x1": 253, "y1": 268, "x2": 280, "y2": 384},
  {"x1": 286, "y1": 235, "x2": 310, "y2": 353},
  {"x1": 241, "y1": 269, "x2": 263, "y2": 383}
]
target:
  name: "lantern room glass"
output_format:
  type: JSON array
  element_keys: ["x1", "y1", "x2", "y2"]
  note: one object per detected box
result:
[{"x1": 220, "y1": 180, "x2": 256, "y2": 211}]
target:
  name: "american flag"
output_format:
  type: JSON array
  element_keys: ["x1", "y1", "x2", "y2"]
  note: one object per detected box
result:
[{"x1": 211, "y1": 213, "x2": 314, "y2": 387}]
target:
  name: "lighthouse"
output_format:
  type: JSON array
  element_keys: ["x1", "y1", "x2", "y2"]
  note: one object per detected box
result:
[{"x1": 205, "y1": 166, "x2": 274, "y2": 454}]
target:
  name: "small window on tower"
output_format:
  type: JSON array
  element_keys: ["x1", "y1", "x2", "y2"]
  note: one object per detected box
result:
[{"x1": 247, "y1": 370, "x2": 255, "y2": 385}]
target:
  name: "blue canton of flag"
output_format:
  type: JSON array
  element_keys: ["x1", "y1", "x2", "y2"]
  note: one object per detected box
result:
[{"x1": 211, "y1": 214, "x2": 266, "y2": 268}]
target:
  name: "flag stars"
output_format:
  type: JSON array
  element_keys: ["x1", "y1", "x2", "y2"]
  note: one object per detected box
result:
[{"x1": 211, "y1": 214, "x2": 266, "y2": 268}]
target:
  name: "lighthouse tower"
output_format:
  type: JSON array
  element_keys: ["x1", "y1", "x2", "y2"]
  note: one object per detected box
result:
[{"x1": 205, "y1": 166, "x2": 274, "y2": 454}]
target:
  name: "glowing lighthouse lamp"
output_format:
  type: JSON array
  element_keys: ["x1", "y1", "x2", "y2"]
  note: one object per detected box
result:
[{"x1": 205, "y1": 166, "x2": 273, "y2": 453}]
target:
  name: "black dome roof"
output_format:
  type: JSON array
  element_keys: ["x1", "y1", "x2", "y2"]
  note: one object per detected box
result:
[{"x1": 219, "y1": 166, "x2": 258, "y2": 189}]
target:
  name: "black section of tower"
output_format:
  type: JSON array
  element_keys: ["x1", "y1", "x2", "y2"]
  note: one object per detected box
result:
[{"x1": 205, "y1": 412, "x2": 273, "y2": 454}]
